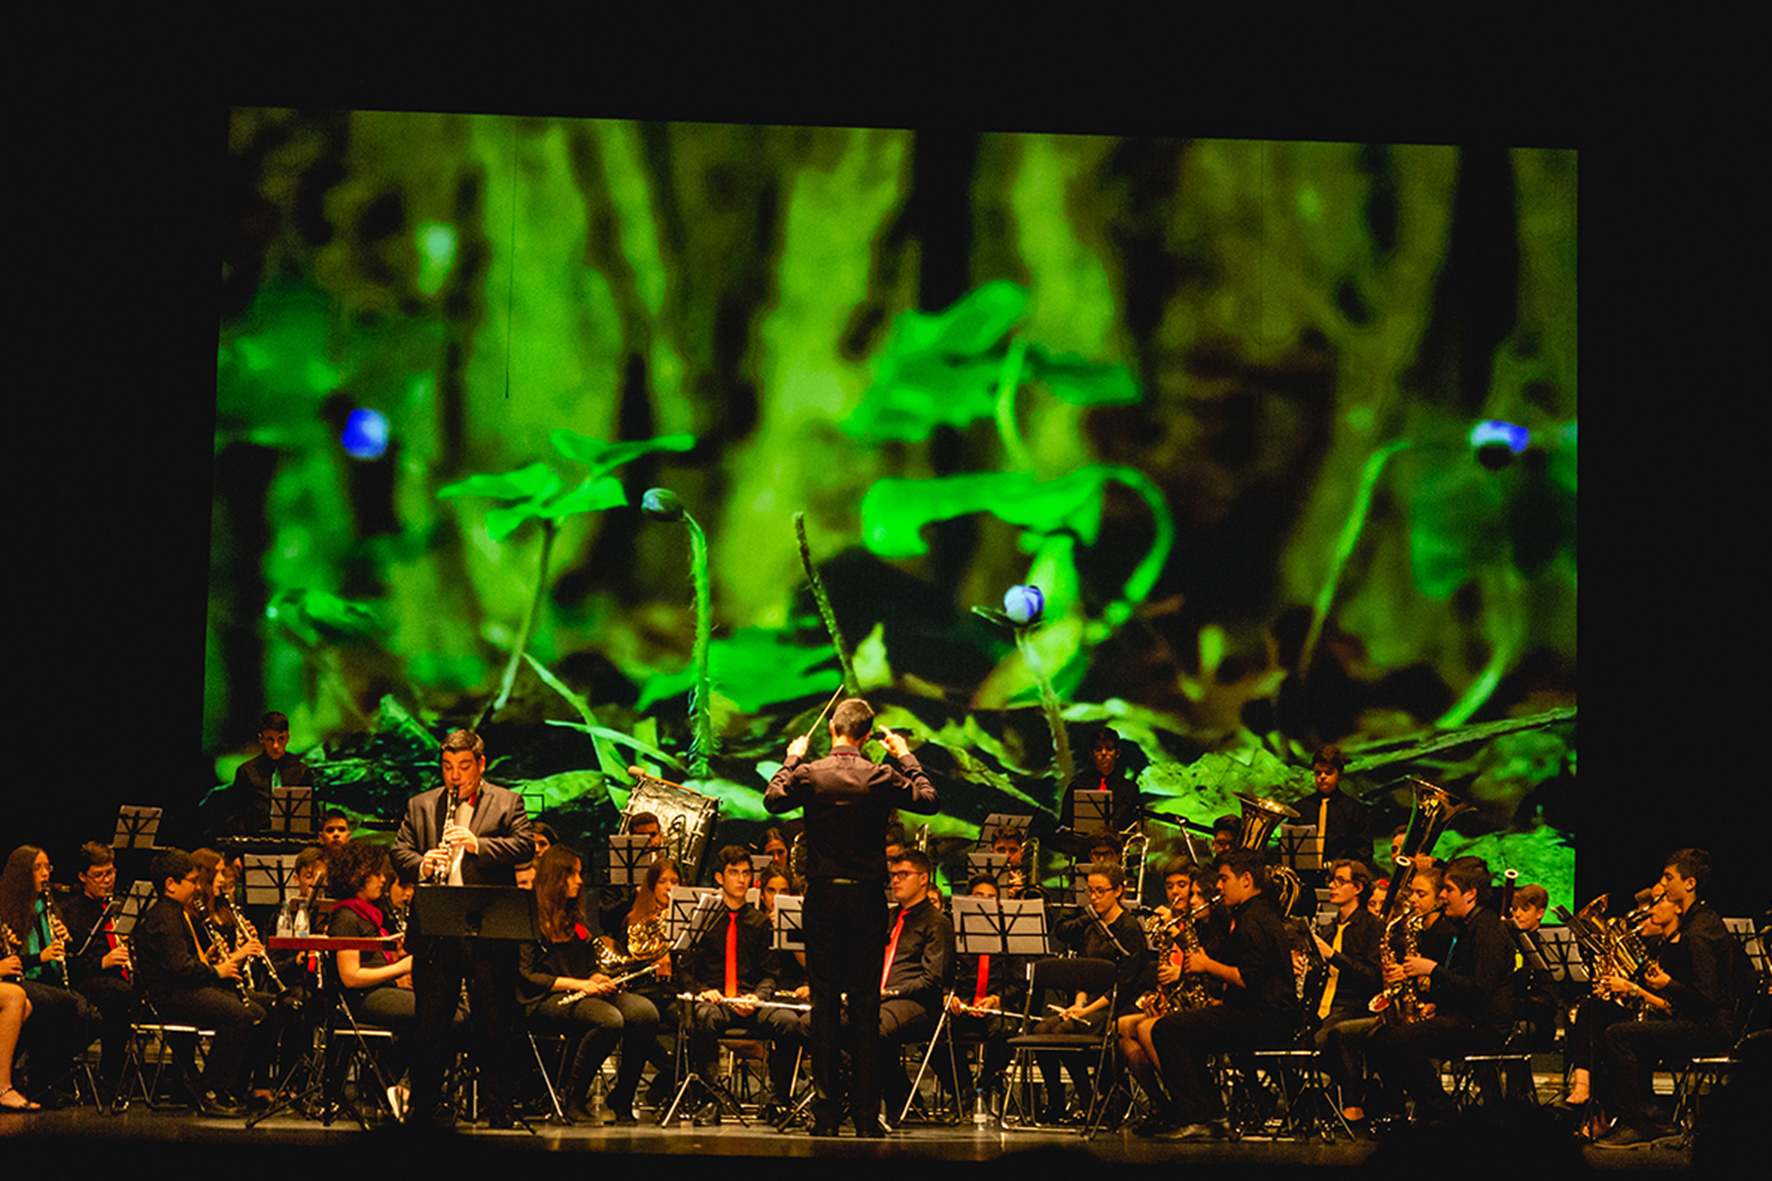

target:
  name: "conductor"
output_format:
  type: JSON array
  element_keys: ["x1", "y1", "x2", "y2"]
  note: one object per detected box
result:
[{"x1": 765, "y1": 697, "x2": 937, "y2": 1137}]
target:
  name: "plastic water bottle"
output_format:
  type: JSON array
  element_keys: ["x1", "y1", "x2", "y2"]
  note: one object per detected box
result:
[
  {"x1": 293, "y1": 900, "x2": 309, "y2": 937},
  {"x1": 973, "y1": 1089, "x2": 991, "y2": 1127}
]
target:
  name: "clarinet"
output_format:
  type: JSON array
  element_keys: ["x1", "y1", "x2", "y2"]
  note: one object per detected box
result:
[
  {"x1": 238, "y1": 910, "x2": 285, "y2": 992},
  {"x1": 40, "y1": 891, "x2": 74, "y2": 988},
  {"x1": 202, "y1": 914, "x2": 252, "y2": 1005}
]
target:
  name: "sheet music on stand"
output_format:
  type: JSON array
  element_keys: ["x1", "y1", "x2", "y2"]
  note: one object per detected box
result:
[
  {"x1": 1071, "y1": 790, "x2": 1112, "y2": 837},
  {"x1": 966, "y1": 851, "x2": 1010, "y2": 881},
  {"x1": 113, "y1": 805, "x2": 162, "y2": 850},
  {"x1": 951, "y1": 894, "x2": 1049, "y2": 958},
  {"x1": 1277, "y1": 824, "x2": 1320, "y2": 873},
  {"x1": 269, "y1": 787, "x2": 315, "y2": 835},
  {"x1": 243, "y1": 854, "x2": 299, "y2": 907},
  {"x1": 1534, "y1": 925, "x2": 1588, "y2": 985},
  {"x1": 979, "y1": 813, "x2": 1033, "y2": 844},
  {"x1": 605, "y1": 834, "x2": 655, "y2": 887},
  {"x1": 1512, "y1": 925, "x2": 1551, "y2": 974},
  {"x1": 669, "y1": 886, "x2": 723, "y2": 950},
  {"x1": 772, "y1": 894, "x2": 805, "y2": 952},
  {"x1": 114, "y1": 880, "x2": 156, "y2": 937},
  {"x1": 749, "y1": 852, "x2": 779, "y2": 878}
]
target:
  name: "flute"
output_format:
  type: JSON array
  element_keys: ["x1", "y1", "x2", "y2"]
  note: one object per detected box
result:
[
  {"x1": 676, "y1": 991, "x2": 814, "y2": 1013},
  {"x1": 556, "y1": 961, "x2": 661, "y2": 1006}
]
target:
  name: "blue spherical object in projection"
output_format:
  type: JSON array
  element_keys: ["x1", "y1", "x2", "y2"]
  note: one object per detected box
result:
[{"x1": 342, "y1": 409, "x2": 390, "y2": 459}]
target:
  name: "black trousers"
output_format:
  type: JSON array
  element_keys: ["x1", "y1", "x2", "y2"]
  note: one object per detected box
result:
[
  {"x1": 74, "y1": 974, "x2": 135, "y2": 1090},
  {"x1": 1598, "y1": 1015, "x2": 1730, "y2": 1124},
  {"x1": 1365, "y1": 1015, "x2": 1497, "y2": 1117},
  {"x1": 802, "y1": 878, "x2": 886, "y2": 1126},
  {"x1": 530, "y1": 990, "x2": 660, "y2": 1108},
  {"x1": 1149, "y1": 1006, "x2": 1293, "y2": 1124},
  {"x1": 411, "y1": 936, "x2": 518, "y2": 1119},
  {"x1": 147, "y1": 985, "x2": 267, "y2": 1100},
  {"x1": 17, "y1": 980, "x2": 99, "y2": 1096}
]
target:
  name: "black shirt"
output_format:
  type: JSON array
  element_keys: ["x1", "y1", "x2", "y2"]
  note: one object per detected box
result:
[
  {"x1": 1053, "y1": 905, "x2": 1152, "y2": 1017},
  {"x1": 1061, "y1": 770, "x2": 1142, "y2": 835},
  {"x1": 1425, "y1": 904, "x2": 1514, "y2": 1035},
  {"x1": 134, "y1": 895, "x2": 224, "y2": 997},
  {"x1": 766, "y1": 744, "x2": 937, "y2": 881},
  {"x1": 684, "y1": 901, "x2": 778, "y2": 999},
  {"x1": 62, "y1": 890, "x2": 130, "y2": 988},
  {"x1": 226, "y1": 752, "x2": 315, "y2": 833},
  {"x1": 1659, "y1": 902, "x2": 1741, "y2": 1034},
  {"x1": 882, "y1": 896, "x2": 954, "y2": 1010},
  {"x1": 1317, "y1": 905, "x2": 1383, "y2": 1007},
  {"x1": 1217, "y1": 894, "x2": 1297, "y2": 1018}
]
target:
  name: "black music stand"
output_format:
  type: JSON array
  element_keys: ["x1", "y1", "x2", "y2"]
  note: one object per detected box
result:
[
  {"x1": 268, "y1": 787, "x2": 315, "y2": 836},
  {"x1": 243, "y1": 854, "x2": 298, "y2": 909},
  {"x1": 772, "y1": 895, "x2": 805, "y2": 954},
  {"x1": 604, "y1": 834, "x2": 654, "y2": 887},
  {"x1": 660, "y1": 891, "x2": 752, "y2": 1127},
  {"x1": 980, "y1": 813, "x2": 1034, "y2": 844},
  {"x1": 410, "y1": 887, "x2": 542, "y2": 1132},
  {"x1": 112, "y1": 805, "x2": 161, "y2": 850},
  {"x1": 1071, "y1": 791, "x2": 1112, "y2": 838}
]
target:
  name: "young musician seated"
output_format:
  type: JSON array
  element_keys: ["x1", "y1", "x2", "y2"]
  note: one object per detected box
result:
[
  {"x1": 1036, "y1": 861, "x2": 1150, "y2": 1125},
  {"x1": 0, "y1": 845, "x2": 99, "y2": 1107},
  {"x1": 1310, "y1": 859, "x2": 1383, "y2": 1103},
  {"x1": 1364, "y1": 855, "x2": 1513, "y2": 1124},
  {"x1": 519, "y1": 845, "x2": 660, "y2": 1125},
  {"x1": 623, "y1": 856, "x2": 685, "y2": 1108},
  {"x1": 1141, "y1": 849, "x2": 1298, "y2": 1140},
  {"x1": 1592, "y1": 848, "x2": 1745, "y2": 1148},
  {"x1": 133, "y1": 848, "x2": 269, "y2": 1117},
  {"x1": 0, "y1": 979, "x2": 36, "y2": 1110},
  {"x1": 933, "y1": 874, "x2": 1025, "y2": 1113},
  {"x1": 63, "y1": 842, "x2": 137, "y2": 1106},
  {"x1": 1119, "y1": 861, "x2": 1205, "y2": 1114},
  {"x1": 874, "y1": 849, "x2": 955, "y2": 1119},
  {"x1": 325, "y1": 839, "x2": 424, "y2": 1100},
  {"x1": 1323, "y1": 860, "x2": 1446, "y2": 1125},
  {"x1": 683, "y1": 845, "x2": 796, "y2": 1122}
]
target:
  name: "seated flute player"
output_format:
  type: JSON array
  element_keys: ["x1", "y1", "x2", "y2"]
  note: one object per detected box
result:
[
  {"x1": 876, "y1": 848, "x2": 955, "y2": 1122},
  {"x1": 683, "y1": 845, "x2": 798, "y2": 1124},
  {"x1": 1140, "y1": 849, "x2": 1299, "y2": 1141},
  {"x1": 1035, "y1": 860, "x2": 1150, "y2": 1125},
  {"x1": 519, "y1": 845, "x2": 659, "y2": 1126},
  {"x1": 935, "y1": 874, "x2": 1025, "y2": 1113}
]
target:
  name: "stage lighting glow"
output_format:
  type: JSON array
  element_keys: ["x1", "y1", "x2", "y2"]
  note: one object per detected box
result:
[{"x1": 1470, "y1": 419, "x2": 1530, "y2": 454}]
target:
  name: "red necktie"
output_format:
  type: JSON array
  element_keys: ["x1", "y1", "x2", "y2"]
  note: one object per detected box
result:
[
  {"x1": 882, "y1": 910, "x2": 906, "y2": 991},
  {"x1": 974, "y1": 953, "x2": 990, "y2": 1005},
  {"x1": 724, "y1": 912, "x2": 739, "y2": 998}
]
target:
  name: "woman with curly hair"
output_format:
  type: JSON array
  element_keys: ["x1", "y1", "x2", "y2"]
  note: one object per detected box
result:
[{"x1": 520, "y1": 845, "x2": 660, "y2": 1124}]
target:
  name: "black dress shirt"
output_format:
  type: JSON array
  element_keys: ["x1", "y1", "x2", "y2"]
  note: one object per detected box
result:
[
  {"x1": 1217, "y1": 894, "x2": 1298, "y2": 1018},
  {"x1": 1053, "y1": 905, "x2": 1152, "y2": 1017},
  {"x1": 765, "y1": 744, "x2": 938, "y2": 881},
  {"x1": 685, "y1": 901, "x2": 778, "y2": 999},
  {"x1": 881, "y1": 896, "x2": 954, "y2": 1010},
  {"x1": 1425, "y1": 904, "x2": 1514, "y2": 1036}
]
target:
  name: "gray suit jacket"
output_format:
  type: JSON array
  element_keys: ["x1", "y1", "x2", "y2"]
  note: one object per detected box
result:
[{"x1": 393, "y1": 782, "x2": 534, "y2": 887}]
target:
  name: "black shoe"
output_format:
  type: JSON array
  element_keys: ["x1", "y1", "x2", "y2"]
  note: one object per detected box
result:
[
  {"x1": 485, "y1": 1107, "x2": 517, "y2": 1131},
  {"x1": 1134, "y1": 1116, "x2": 1179, "y2": 1138},
  {"x1": 1593, "y1": 1120, "x2": 1668, "y2": 1149},
  {"x1": 1160, "y1": 1121, "x2": 1225, "y2": 1142},
  {"x1": 856, "y1": 1114, "x2": 887, "y2": 1138},
  {"x1": 197, "y1": 1091, "x2": 245, "y2": 1119},
  {"x1": 809, "y1": 1117, "x2": 842, "y2": 1137}
]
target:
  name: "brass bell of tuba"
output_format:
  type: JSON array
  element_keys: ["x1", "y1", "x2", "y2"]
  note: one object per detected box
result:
[{"x1": 1376, "y1": 777, "x2": 1472, "y2": 927}]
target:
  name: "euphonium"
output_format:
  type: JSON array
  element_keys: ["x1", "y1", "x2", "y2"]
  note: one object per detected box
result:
[
  {"x1": 1234, "y1": 792, "x2": 1304, "y2": 918},
  {"x1": 1375, "y1": 778, "x2": 1472, "y2": 928}
]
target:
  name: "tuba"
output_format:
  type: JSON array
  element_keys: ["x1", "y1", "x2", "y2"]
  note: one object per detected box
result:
[
  {"x1": 1234, "y1": 792, "x2": 1304, "y2": 918},
  {"x1": 1375, "y1": 777, "x2": 1472, "y2": 928}
]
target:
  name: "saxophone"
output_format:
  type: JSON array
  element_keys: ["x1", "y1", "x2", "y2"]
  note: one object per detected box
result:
[
  {"x1": 1369, "y1": 905, "x2": 1434, "y2": 1024},
  {"x1": 1136, "y1": 901, "x2": 1210, "y2": 1016}
]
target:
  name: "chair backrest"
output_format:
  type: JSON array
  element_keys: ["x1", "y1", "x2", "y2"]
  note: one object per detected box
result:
[{"x1": 1021, "y1": 956, "x2": 1115, "y2": 1019}]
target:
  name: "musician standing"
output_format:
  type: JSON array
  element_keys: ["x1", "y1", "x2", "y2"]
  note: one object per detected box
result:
[
  {"x1": 224, "y1": 711, "x2": 315, "y2": 835},
  {"x1": 1293, "y1": 745, "x2": 1370, "y2": 876},
  {"x1": 765, "y1": 697, "x2": 938, "y2": 1137},
  {"x1": 392, "y1": 728, "x2": 534, "y2": 1129},
  {"x1": 1061, "y1": 726, "x2": 1142, "y2": 835}
]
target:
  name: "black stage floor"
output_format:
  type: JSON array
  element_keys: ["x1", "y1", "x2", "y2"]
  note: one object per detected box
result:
[{"x1": 1, "y1": 1103, "x2": 1712, "y2": 1177}]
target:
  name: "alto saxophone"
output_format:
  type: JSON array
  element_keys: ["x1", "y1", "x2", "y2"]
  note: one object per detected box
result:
[
  {"x1": 1136, "y1": 901, "x2": 1211, "y2": 1017},
  {"x1": 1369, "y1": 906, "x2": 1434, "y2": 1025}
]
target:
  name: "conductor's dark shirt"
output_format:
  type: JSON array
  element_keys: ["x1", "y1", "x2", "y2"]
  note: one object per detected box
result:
[{"x1": 765, "y1": 743, "x2": 937, "y2": 881}]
